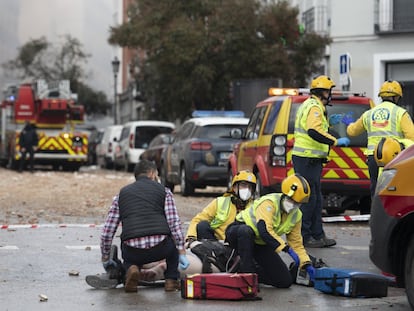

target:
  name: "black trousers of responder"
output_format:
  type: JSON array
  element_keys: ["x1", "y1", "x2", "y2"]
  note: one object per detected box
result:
[
  {"x1": 292, "y1": 155, "x2": 325, "y2": 242},
  {"x1": 121, "y1": 236, "x2": 179, "y2": 282},
  {"x1": 19, "y1": 146, "x2": 35, "y2": 172},
  {"x1": 225, "y1": 222, "x2": 293, "y2": 288},
  {"x1": 367, "y1": 155, "x2": 379, "y2": 198},
  {"x1": 196, "y1": 220, "x2": 217, "y2": 240}
]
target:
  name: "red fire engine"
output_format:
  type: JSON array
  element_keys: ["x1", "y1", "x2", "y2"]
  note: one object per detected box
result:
[{"x1": 0, "y1": 80, "x2": 88, "y2": 171}]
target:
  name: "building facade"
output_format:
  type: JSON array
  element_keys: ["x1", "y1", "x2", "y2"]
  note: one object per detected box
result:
[{"x1": 291, "y1": 0, "x2": 414, "y2": 113}]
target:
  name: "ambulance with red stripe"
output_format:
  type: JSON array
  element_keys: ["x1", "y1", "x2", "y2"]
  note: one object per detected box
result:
[
  {"x1": 228, "y1": 88, "x2": 375, "y2": 215},
  {"x1": 0, "y1": 80, "x2": 88, "y2": 171}
]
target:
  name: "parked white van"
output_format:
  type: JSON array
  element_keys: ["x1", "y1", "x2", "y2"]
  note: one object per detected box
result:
[
  {"x1": 96, "y1": 125, "x2": 123, "y2": 169},
  {"x1": 114, "y1": 120, "x2": 175, "y2": 172}
]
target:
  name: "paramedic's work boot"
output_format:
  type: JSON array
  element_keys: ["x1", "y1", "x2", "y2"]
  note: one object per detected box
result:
[
  {"x1": 85, "y1": 273, "x2": 119, "y2": 289},
  {"x1": 304, "y1": 237, "x2": 325, "y2": 248},
  {"x1": 124, "y1": 265, "x2": 140, "y2": 293},
  {"x1": 322, "y1": 236, "x2": 337, "y2": 247},
  {"x1": 164, "y1": 279, "x2": 181, "y2": 291}
]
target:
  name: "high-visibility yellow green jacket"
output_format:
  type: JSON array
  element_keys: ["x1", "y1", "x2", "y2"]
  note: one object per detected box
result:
[
  {"x1": 347, "y1": 101, "x2": 414, "y2": 155},
  {"x1": 186, "y1": 195, "x2": 253, "y2": 241},
  {"x1": 236, "y1": 193, "x2": 311, "y2": 268}
]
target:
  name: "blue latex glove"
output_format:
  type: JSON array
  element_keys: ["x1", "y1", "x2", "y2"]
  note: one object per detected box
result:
[
  {"x1": 341, "y1": 112, "x2": 355, "y2": 126},
  {"x1": 336, "y1": 137, "x2": 350, "y2": 147},
  {"x1": 305, "y1": 265, "x2": 315, "y2": 282},
  {"x1": 287, "y1": 247, "x2": 300, "y2": 266},
  {"x1": 179, "y1": 254, "x2": 190, "y2": 270},
  {"x1": 102, "y1": 259, "x2": 118, "y2": 272},
  {"x1": 329, "y1": 114, "x2": 342, "y2": 125}
]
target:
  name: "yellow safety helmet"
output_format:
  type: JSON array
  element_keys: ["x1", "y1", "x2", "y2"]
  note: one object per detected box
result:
[
  {"x1": 374, "y1": 137, "x2": 404, "y2": 167},
  {"x1": 231, "y1": 170, "x2": 256, "y2": 187},
  {"x1": 378, "y1": 80, "x2": 403, "y2": 98},
  {"x1": 281, "y1": 174, "x2": 310, "y2": 204},
  {"x1": 310, "y1": 75, "x2": 336, "y2": 91}
]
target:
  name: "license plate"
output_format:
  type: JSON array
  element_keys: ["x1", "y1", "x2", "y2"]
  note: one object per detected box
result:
[{"x1": 219, "y1": 152, "x2": 231, "y2": 160}]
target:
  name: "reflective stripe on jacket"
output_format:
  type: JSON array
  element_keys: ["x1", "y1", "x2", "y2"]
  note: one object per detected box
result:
[{"x1": 210, "y1": 196, "x2": 232, "y2": 229}]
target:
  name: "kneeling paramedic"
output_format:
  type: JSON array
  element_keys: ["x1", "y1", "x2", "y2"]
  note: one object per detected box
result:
[
  {"x1": 225, "y1": 174, "x2": 315, "y2": 288},
  {"x1": 186, "y1": 170, "x2": 256, "y2": 243}
]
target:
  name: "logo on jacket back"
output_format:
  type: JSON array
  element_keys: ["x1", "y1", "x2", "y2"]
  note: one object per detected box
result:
[{"x1": 372, "y1": 108, "x2": 390, "y2": 128}]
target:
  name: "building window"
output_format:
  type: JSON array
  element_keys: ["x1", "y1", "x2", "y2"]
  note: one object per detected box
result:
[
  {"x1": 302, "y1": 8, "x2": 315, "y2": 32},
  {"x1": 302, "y1": 5, "x2": 328, "y2": 35},
  {"x1": 375, "y1": 0, "x2": 414, "y2": 33}
]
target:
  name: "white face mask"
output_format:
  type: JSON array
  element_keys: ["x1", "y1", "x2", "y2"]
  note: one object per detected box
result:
[
  {"x1": 282, "y1": 197, "x2": 301, "y2": 213},
  {"x1": 238, "y1": 188, "x2": 252, "y2": 201}
]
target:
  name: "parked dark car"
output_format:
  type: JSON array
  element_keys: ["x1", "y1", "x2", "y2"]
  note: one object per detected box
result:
[
  {"x1": 139, "y1": 132, "x2": 174, "y2": 175},
  {"x1": 369, "y1": 144, "x2": 414, "y2": 309},
  {"x1": 87, "y1": 128, "x2": 104, "y2": 165},
  {"x1": 162, "y1": 114, "x2": 249, "y2": 196}
]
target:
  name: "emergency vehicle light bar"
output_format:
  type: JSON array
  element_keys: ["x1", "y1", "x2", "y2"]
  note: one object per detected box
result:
[
  {"x1": 268, "y1": 88, "x2": 366, "y2": 97},
  {"x1": 268, "y1": 88, "x2": 310, "y2": 96},
  {"x1": 192, "y1": 110, "x2": 245, "y2": 118}
]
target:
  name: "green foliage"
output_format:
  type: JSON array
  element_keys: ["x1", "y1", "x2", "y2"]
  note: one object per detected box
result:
[
  {"x1": 2, "y1": 35, "x2": 111, "y2": 115},
  {"x1": 109, "y1": 0, "x2": 331, "y2": 120}
]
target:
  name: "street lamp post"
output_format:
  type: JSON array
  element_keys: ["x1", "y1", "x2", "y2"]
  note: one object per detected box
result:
[{"x1": 111, "y1": 56, "x2": 120, "y2": 125}]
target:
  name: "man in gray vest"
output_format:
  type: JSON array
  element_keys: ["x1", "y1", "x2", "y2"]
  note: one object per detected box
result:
[{"x1": 90, "y1": 160, "x2": 189, "y2": 293}]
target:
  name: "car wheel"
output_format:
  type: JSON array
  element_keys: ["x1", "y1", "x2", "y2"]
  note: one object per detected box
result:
[
  {"x1": 227, "y1": 169, "x2": 234, "y2": 191},
  {"x1": 254, "y1": 172, "x2": 263, "y2": 198},
  {"x1": 180, "y1": 166, "x2": 194, "y2": 196},
  {"x1": 405, "y1": 238, "x2": 414, "y2": 309},
  {"x1": 160, "y1": 163, "x2": 174, "y2": 192}
]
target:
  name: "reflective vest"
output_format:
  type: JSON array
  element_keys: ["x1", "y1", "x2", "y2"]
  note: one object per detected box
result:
[
  {"x1": 236, "y1": 194, "x2": 302, "y2": 245},
  {"x1": 210, "y1": 196, "x2": 233, "y2": 229},
  {"x1": 292, "y1": 96, "x2": 330, "y2": 158},
  {"x1": 363, "y1": 101, "x2": 405, "y2": 155}
]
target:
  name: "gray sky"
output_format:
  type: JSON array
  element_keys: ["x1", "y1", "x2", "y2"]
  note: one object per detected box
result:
[{"x1": 0, "y1": 0, "x2": 118, "y2": 98}]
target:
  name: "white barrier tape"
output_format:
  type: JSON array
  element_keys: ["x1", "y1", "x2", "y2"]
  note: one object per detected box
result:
[
  {"x1": 0, "y1": 246, "x2": 19, "y2": 250},
  {"x1": 1, "y1": 224, "x2": 103, "y2": 230},
  {"x1": 322, "y1": 214, "x2": 370, "y2": 223},
  {"x1": 0, "y1": 216, "x2": 369, "y2": 230}
]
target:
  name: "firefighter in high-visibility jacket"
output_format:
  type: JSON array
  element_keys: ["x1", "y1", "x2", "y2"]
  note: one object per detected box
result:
[
  {"x1": 292, "y1": 75, "x2": 349, "y2": 248},
  {"x1": 225, "y1": 174, "x2": 315, "y2": 288},
  {"x1": 185, "y1": 170, "x2": 256, "y2": 243},
  {"x1": 347, "y1": 80, "x2": 414, "y2": 197}
]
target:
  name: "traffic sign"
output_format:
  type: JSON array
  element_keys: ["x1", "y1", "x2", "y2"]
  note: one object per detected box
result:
[
  {"x1": 340, "y1": 53, "x2": 350, "y2": 74},
  {"x1": 339, "y1": 53, "x2": 351, "y2": 88}
]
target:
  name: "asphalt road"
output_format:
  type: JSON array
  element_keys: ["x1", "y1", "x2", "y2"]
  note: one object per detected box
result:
[{"x1": 0, "y1": 219, "x2": 411, "y2": 311}]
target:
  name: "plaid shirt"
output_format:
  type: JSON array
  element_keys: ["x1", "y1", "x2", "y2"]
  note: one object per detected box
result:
[{"x1": 100, "y1": 187, "x2": 185, "y2": 260}]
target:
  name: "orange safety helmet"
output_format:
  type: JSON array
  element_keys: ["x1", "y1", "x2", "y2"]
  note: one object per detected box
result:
[
  {"x1": 378, "y1": 80, "x2": 403, "y2": 98},
  {"x1": 310, "y1": 75, "x2": 336, "y2": 91},
  {"x1": 281, "y1": 174, "x2": 310, "y2": 203}
]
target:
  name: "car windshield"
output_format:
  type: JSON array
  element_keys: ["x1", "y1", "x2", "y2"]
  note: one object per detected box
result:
[
  {"x1": 288, "y1": 102, "x2": 369, "y2": 147},
  {"x1": 135, "y1": 126, "x2": 173, "y2": 148},
  {"x1": 197, "y1": 124, "x2": 246, "y2": 139},
  {"x1": 327, "y1": 103, "x2": 369, "y2": 146}
]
